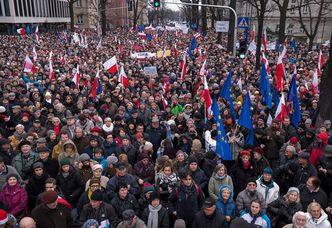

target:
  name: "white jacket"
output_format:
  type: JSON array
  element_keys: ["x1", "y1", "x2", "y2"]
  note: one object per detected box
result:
[
  {"x1": 306, "y1": 210, "x2": 331, "y2": 228},
  {"x1": 256, "y1": 177, "x2": 280, "y2": 205}
]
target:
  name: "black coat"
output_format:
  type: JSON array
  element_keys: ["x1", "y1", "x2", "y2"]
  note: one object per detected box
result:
[
  {"x1": 141, "y1": 206, "x2": 169, "y2": 228},
  {"x1": 317, "y1": 155, "x2": 332, "y2": 194},
  {"x1": 299, "y1": 184, "x2": 328, "y2": 210},
  {"x1": 229, "y1": 159, "x2": 256, "y2": 196},
  {"x1": 110, "y1": 193, "x2": 139, "y2": 218},
  {"x1": 192, "y1": 209, "x2": 228, "y2": 228},
  {"x1": 27, "y1": 172, "x2": 49, "y2": 210},
  {"x1": 56, "y1": 166, "x2": 84, "y2": 206},
  {"x1": 77, "y1": 190, "x2": 109, "y2": 215},
  {"x1": 35, "y1": 158, "x2": 59, "y2": 178},
  {"x1": 191, "y1": 167, "x2": 209, "y2": 191},
  {"x1": 118, "y1": 145, "x2": 138, "y2": 166}
]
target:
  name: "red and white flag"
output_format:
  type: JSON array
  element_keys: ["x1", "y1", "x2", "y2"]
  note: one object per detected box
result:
[
  {"x1": 173, "y1": 44, "x2": 178, "y2": 58},
  {"x1": 17, "y1": 28, "x2": 26, "y2": 36},
  {"x1": 262, "y1": 52, "x2": 271, "y2": 76},
  {"x1": 49, "y1": 51, "x2": 54, "y2": 62},
  {"x1": 23, "y1": 55, "x2": 37, "y2": 73},
  {"x1": 203, "y1": 75, "x2": 212, "y2": 117},
  {"x1": 275, "y1": 93, "x2": 287, "y2": 123},
  {"x1": 317, "y1": 50, "x2": 324, "y2": 77},
  {"x1": 138, "y1": 32, "x2": 146, "y2": 39},
  {"x1": 161, "y1": 94, "x2": 168, "y2": 109},
  {"x1": 262, "y1": 28, "x2": 267, "y2": 53},
  {"x1": 312, "y1": 69, "x2": 319, "y2": 94},
  {"x1": 281, "y1": 42, "x2": 287, "y2": 59},
  {"x1": 194, "y1": 32, "x2": 201, "y2": 39},
  {"x1": 275, "y1": 52, "x2": 285, "y2": 92},
  {"x1": 32, "y1": 47, "x2": 37, "y2": 62},
  {"x1": 72, "y1": 65, "x2": 80, "y2": 88},
  {"x1": 118, "y1": 66, "x2": 129, "y2": 88},
  {"x1": 49, "y1": 61, "x2": 55, "y2": 80},
  {"x1": 35, "y1": 25, "x2": 40, "y2": 43},
  {"x1": 199, "y1": 59, "x2": 207, "y2": 77},
  {"x1": 103, "y1": 56, "x2": 118, "y2": 74},
  {"x1": 180, "y1": 53, "x2": 187, "y2": 82},
  {"x1": 60, "y1": 55, "x2": 65, "y2": 65}
]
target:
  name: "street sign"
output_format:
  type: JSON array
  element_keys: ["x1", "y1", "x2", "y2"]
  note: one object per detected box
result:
[
  {"x1": 237, "y1": 17, "x2": 249, "y2": 28},
  {"x1": 215, "y1": 21, "x2": 229, "y2": 32}
]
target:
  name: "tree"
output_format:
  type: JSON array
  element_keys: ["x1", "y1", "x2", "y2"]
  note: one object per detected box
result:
[
  {"x1": 67, "y1": 0, "x2": 78, "y2": 31},
  {"x1": 131, "y1": 0, "x2": 148, "y2": 28},
  {"x1": 271, "y1": 0, "x2": 290, "y2": 44},
  {"x1": 297, "y1": 0, "x2": 327, "y2": 50},
  {"x1": 316, "y1": 32, "x2": 332, "y2": 126},
  {"x1": 227, "y1": 0, "x2": 236, "y2": 53}
]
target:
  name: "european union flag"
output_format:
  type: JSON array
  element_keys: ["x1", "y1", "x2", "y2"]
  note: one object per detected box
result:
[
  {"x1": 188, "y1": 37, "x2": 197, "y2": 58},
  {"x1": 272, "y1": 88, "x2": 279, "y2": 106},
  {"x1": 238, "y1": 93, "x2": 254, "y2": 145},
  {"x1": 290, "y1": 38, "x2": 298, "y2": 53},
  {"x1": 138, "y1": 25, "x2": 145, "y2": 32},
  {"x1": 146, "y1": 34, "x2": 153, "y2": 40},
  {"x1": 287, "y1": 75, "x2": 301, "y2": 128},
  {"x1": 260, "y1": 63, "x2": 272, "y2": 109},
  {"x1": 212, "y1": 98, "x2": 232, "y2": 160},
  {"x1": 219, "y1": 70, "x2": 237, "y2": 120}
]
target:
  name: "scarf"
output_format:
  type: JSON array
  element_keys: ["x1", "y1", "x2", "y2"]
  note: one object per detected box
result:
[
  {"x1": 88, "y1": 189, "x2": 93, "y2": 200},
  {"x1": 215, "y1": 173, "x2": 226, "y2": 180},
  {"x1": 62, "y1": 172, "x2": 69, "y2": 178},
  {"x1": 13, "y1": 131, "x2": 25, "y2": 140},
  {"x1": 242, "y1": 160, "x2": 251, "y2": 170},
  {"x1": 147, "y1": 204, "x2": 161, "y2": 228}
]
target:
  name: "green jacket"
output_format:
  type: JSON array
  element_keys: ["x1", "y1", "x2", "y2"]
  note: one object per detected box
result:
[{"x1": 11, "y1": 152, "x2": 39, "y2": 180}]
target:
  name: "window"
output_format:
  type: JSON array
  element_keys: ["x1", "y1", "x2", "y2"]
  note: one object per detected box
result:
[
  {"x1": 4, "y1": 0, "x2": 11, "y2": 16},
  {"x1": 22, "y1": 0, "x2": 28, "y2": 16},
  {"x1": 290, "y1": 4, "x2": 295, "y2": 14},
  {"x1": 31, "y1": 0, "x2": 35, "y2": 16},
  {"x1": 77, "y1": 15, "x2": 83, "y2": 24},
  {"x1": 27, "y1": 0, "x2": 32, "y2": 16},
  {"x1": 76, "y1": 0, "x2": 81, "y2": 7},
  {"x1": 291, "y1": 0, "x2": 296, "y2": 3}
]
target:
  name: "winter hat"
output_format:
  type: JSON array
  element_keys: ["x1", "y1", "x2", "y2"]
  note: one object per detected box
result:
[
  {"x1": 254, "y1": 147, "x2": 264, "y2": 155},
  {"x1": 106, "y1": 155, "x2": 118, "y2": 165},
  {"x1": 143, "y1": 141, "x2": 153, "y2": 151},
  {"x1": 18, "y1": 140, "x2": 31, "y2": 150},
  {"x1": 36, "y1": 138, "x2": 47, "y2": 144},
  {"x1": 79, "y1": 153, "x2": 90, "y2": 162},
  {"x1": 122, "y1": 209, "x2": 136, "y2": 221},
  {"x1": 143, "y1": 182, "x2": 155, "y2": 194},
  {"x1": 92, "y1": 164, "x2": 103, "y2": 171},
  {"x1": 42, "y1": 190, "x2": 58, "y2": 204},
  {"x1": 6, "y1": 173, "x2": 19, "y2": 182},
  {"x1": 205, "y1": 150, "x2": 216, "y2": 159},
  {"x1": 59, "y1": 157, "x2": 71, "y2": 166},
  {"x1": 203, "y1": 197, "x2": 216, "y2": 208},
  {"x1": 136, "y1": 132, "x2": 143, "y2": 139},
  {"x1": 219, "y1": 184, "x2": 233, "y2": 193},
  {"x1": 247, "y1": 177, "x2": 257, "y2": 186},
  {"x1": 33, "y1": 162, "x2": 44, "y2": 170},
  {"x1": 305, "y1": 118, "x2": 312, "y2": 125},
  {"x1": 324, "y1": 120, "x2": 331, "y2": 125},
  {"x1": 230, "y1": 217, "x2": 253, "y2": 228},
  {"x1": 324, "y1": 145, "x2": 332, "y2": 157},
  {"x1": 139, "y1": 153, "x2": 149, "y2": 161},
  {"x1": 263, "y1": 167, "x2": 273, "y2": 175},
  {"x1": 317, "y1": 132, "x2": 329, "y2": 144},
  {"x1": 240, "y1": 150, "x2": 251, "y2": 157},
  {"x1": 82, "y1": 219, "x2": 99, "y2": 228},
  {"x1": 290, "y1": 136, "x2": 298, "y2": 144},
  {"x1": 47, "y1": 130, "x2": 56, "y2": 137},
  {"x1": 0, "y1": 209, "x2": 8, "y2": 225},
  {"x1": 37, "y1": 147, "x2": 50, "y2": 153},
  {"x1": 90, "y1": 127, "x2": 101, "y2": 133},
  {"x1": 176, "y1": 150, "x2": 185, "y2": 156},
  {"x1": 188, "y1": 156, "x2": 198, "y2": 165},
  {"x1": 149, "y1": 191, "x2": 161, "y2": 203},
  {"x1": 91, "y1": 190, "x2": 103, "y2": 201},
  {"x1": 287, "y1": 187, "x2": 300, "y2": 195},
  {"x1": 298, "y1": 152, "x2": 310, "y2": 160},
  {"x1": 174, "y1": 219, "x2": 186, "y2": 228}
]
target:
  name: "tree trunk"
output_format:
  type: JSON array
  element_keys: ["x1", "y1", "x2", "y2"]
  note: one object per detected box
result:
[
  {"x1": 69, "y1": 1, "x2": 75, "y2": 31},
  {"x1": 101, "y1": 0, "x2": 106, "y2": 35},
  {"x1": 227, "y1": 0, "x2": 236, "y2": 53},
  {"x1": 308, "y1": 37, "x2": 314, "y2": 51},
  {"x1": 316, "y1": 32, "x2": 332, "y2": 125},
  {"x1": 201, "y1": 0, "x2": 207, "y2": 35},
  {"x1": 278, "y1": 0, "x2": 289, "y2": 44},
  {"x1": 255, "y1": 13, "x2": 264, "y2": 70}
]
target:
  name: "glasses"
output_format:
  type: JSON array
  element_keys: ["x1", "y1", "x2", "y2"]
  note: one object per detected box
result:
[{"x1": 90, "y1": 185, "x2": 100, "y2": 188}]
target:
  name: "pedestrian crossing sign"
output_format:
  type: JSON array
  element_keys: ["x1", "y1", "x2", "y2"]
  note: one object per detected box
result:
[{"x1": 237, "y1": 17, "x2": 249, "y2": 28}]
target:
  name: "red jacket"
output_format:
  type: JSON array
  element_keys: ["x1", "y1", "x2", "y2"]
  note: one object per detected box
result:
[{"x1": 0, "y1": 183, "x2": 28, "y2": 216}]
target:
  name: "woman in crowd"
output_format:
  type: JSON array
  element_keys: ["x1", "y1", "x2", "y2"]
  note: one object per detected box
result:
[
  {"x1": 85, "y1": 164, "x2": 109, "y2": 191},
  {"x1": 156, "y1": 161, "x2": 178, "y2": 206},
  {"x1": 305, "y1": 202, "x2": 331, "y2": 228},
  {"x1": 216, "y1": 184, "x2": 236, "y2": 226},
  {"x1": 240, "y1": 199, "x2": 271, "y2": 228},
  {"x1": 208, "y1": 163, "x2": 233, "y2": 200},
  {"x1": 282, "y1": 211, "x2": 307, "y2": 228}
]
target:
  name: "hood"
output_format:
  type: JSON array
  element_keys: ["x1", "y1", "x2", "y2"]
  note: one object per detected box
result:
[
  {"x1": 307, "y1": 210, "x2": 328, "y2": 224},
  {"x1": 63, "y1": 139, "x2": 78, "y2": 154},
  {"x1": 217, "y1": 184, "x2": 234, "y2": 203}
]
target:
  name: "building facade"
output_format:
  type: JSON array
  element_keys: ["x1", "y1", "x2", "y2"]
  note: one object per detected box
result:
[{"x1": 0, "y1": 0, "x2": 70, "y2": 33}]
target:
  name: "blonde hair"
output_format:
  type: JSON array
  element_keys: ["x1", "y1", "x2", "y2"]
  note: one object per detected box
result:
[{"x1": 307, "y1": 202, "x2": 321, "y2": 213}]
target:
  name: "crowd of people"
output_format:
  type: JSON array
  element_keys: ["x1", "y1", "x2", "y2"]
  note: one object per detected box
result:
[{"x1": 0, "y1": 27, "x2": 331, "y2": 228}]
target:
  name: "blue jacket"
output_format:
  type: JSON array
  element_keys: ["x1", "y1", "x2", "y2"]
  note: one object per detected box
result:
[{"x1": 216, "y1": 185, "x2": 236, "y2": 219}]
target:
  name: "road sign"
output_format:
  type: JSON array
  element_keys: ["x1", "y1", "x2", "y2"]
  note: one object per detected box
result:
[
  {"x1": 215, "y1": 21, "x2": 229, "y2": 32},
  {"x1": 237, "y1": 17, "x2": 249, "y2": 28}
]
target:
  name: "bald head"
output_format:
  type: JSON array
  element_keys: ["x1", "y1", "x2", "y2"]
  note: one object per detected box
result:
[{"x1": 19, "y1": 217, "x2": 36, "y2": 228}]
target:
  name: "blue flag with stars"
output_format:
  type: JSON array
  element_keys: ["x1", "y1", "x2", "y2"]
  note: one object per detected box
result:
[
  {"x1": 219, "y1": 70, "x2": 237, "y2": 120},
  {"x1": 212, "y1": 97, "x2": 232, "y2": 160},
  {"x1": 238, "y1": 93, "x2": 254, "y2": 145},
  {"x1": 287, "y1": 75, "x2": 301, "y2": 128},
  {"x1": 188, "y1": 37, "x2": 197, "y2": 58},
  {"x1": 260, "y1": 63, "x2": 272, "y2": 109}
]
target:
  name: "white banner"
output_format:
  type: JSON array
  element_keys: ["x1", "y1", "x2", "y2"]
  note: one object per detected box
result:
[
  {"x1": 215, "y1": 21, "x2": 229, "y2": 32},
  {"x1": 130, "y1": 52, "x2": 156, "y2": 60},
  {"x1": 144, "y1": 66, "x2": 158, "y2": 76}
]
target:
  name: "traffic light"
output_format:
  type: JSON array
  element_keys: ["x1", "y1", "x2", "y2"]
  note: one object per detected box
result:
[
  {"x1": 239, "y1": 39, "x2": 246, "y2": 59},
  {"x1": 153, "y1": 0, "x2": 160, "y2": 7}
]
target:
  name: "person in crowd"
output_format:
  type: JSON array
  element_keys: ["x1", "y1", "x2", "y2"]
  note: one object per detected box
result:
[
  {"x1": 305, "y1": 202, "x2": 331, "y2": 228},
  {"x1": 79, "y1": 190, "x2": 119, "y2": 227},
  {"x1": 317, "y1": 144, "x2": 332, "y2": 198},
  {"x1": 52, "y1": 131, "x2": 70, "y2": 159},
  {"x1": 253, "y1": 147, "x2": 270, "y2": 177},
  {"x1": 256, "y1": 167, "x2": 280, "y2": 205},
  {"x1": 236, "y1": 178, "x2": 266, "y2": 214},
  {"x1": 105, "y1": 155, "x2": 118, "y2": 179},
  {"x1": 57, "y1": 139, "x2": 80, "y2": 167},
  {"x1": 201, "y1": 151, "x2": 218, "y2": 178},
  {"x1": 282, "y1": 211, "x2": 307, "y2": 228},
  {"x1": 309, "y1": 132, "x2": 328, "y2": 167},
  {"x1": 216, "y1": 184, "x2": 236, "y2": 226},
  {"x1": 267, "y1": 187, "x2": 302, "y2": 228},
  {"x1": 168, "y1": 169, "x2": 205, "y2": 228},
  {"x1": 141, "y1": 191, "x2": 169, "y2": 228},
  {"x1": 240, "y1": 199, "x2": 271, "y2": 228},
  {"x1": 133, "y1": 153, "x2": 155, "y2": 186},
  {"x1": 298, "y1": 176, "x2": 328, "y2": 211},
  {"x1": 19, "y1": 217, "x2": 37, "y2": 228},
  {"x1": 31, "y1": 190, "x2": 73, "y2": 228},
  {"x1": 0, "y1": 173, "x2": 27, "y2": 218},
  {"x1": 0, "y1": 139, "x2": 16, "y2": 165},
  {"x1": 35, "y1": 146, "x2": 59, "y2": 178},
  {"x1": 186, "y1": 156, "x2": 209, "y2": 192},
  {"x1": 85, "y1": 164, "x2": 109, "y2": 191},
  {"x1": 294, "y1": 152, "x2": 317, "y2": 186},
  {"x1": 209, "y1": 163, "x2": 233, "y2": 200},
  {"x1": 192, "y1": 197, "x2": 228, "y2": 228},
  {"x1": 173, "y1": 150, "x2": 188, "y2": 174},
  {"x1": 116, "y1": 209, "x2": 147, "y2": 228},
  {"x1": 92, "y1": 147, "x2": 108, "y2": 173},
  {"x1": 77, "y1": 153, "x2": 94, "y2": 183},
  {"x1": 0, "y1": 156, "x2": 22, "y2": 189}
]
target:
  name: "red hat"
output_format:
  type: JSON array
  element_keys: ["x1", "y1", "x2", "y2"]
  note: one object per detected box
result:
[
  {"x1": 22, "y1": 112, "x2": 30, "y2": 118},
  {"x1": 240, "y1": 150, "x2": 251, "y2": 157},
  {"x1": 317, "y1": 132, "x2": 328, "y2": 144},
  {"x1": 254, "y1": 147, "x2": 264, "y2": 155},
  {"x1": 290, "y1": 136, "x2": 298, "y2": 144},
  {"x1": 42, "y1": 190, "x2": 58, "y2": 204},
  {"x1": 90, "y1": 127, "x2": 101, "y2": 133},
  {"x1": 0, "y1": 209, "x2": 8, "y2": 225}
]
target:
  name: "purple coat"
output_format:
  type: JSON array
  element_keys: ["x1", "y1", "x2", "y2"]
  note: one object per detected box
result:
[{"x1": 0, "y1": 183, "x2": 28, "y2": 216}]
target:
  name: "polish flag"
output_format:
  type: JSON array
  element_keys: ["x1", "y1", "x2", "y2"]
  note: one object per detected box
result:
[
  {"x1": 118, "y1": 66, "x2": 129, "y2": 88},
  {"x1": 203, "y1": 75, "x2": 212, "y2": 117},
  {"x1": 49, "y1": 51, "x2": 54, "y2": 62},
  {"x1": 275, "y1": 52, "x2": 285, "y2": 92},
  {"x1": 91, "y1": 70, "x2": 102, "y2": 99},
  {"x1": 199, "y1": 59, "x2": 207, "y2": 77},
  {"x1": 262, "y1": 28, "x2": 267, "y2": 53},
  {"x1": 275, "y1": 93, "x2": 287, "y2": 123},
  {"x1": 32, "y1": 47, "x2": 37, "y2": 62},
  {"x1": 173, "y1": 44, "x2": 178, "y2": 58},
  {"x1": 312, "y1": 69, "x2": 319, "y2": 94},
  {"x1": 138, "y1": 32, "x2": 146, "y2": 39},
  {"x1": 317, "y1": 50, "x2": 324, "y2": 77},
  {"x1": 60, "y1": 55, "x2": 65, "y2": 64},
  {"x1": 23, "y1": 55, "x2": 37, "y2": 73},
  {"x1": 72, "y1": 65, "x2": 80, "y2": 88},
  {"x1": 161, "y1": 94, "x2": 168, "y2": 109},
  {"x1": 262, "y1": 52, "x2": 271, "y2": 76},
  {"x1": 35, "y1": 25, "x2": 39, "y2": 43},
  {"x1": 194, "y1": 32, "x2": 201, "y2": 39},
  {"x1": 180, "y1": 53, "x2": 187, "y2": 82},
  {"x1": 163, "y1": 76, "x2": 170, "y2": 93},
  {"x1": 281, "y1": 42, "x2": 287, "y2": 59},
  {"x1": 17, "y1": 28, "x2": 26, "y2": 35},
  {"x1": 49, "y1": 61, "x2": 55, "y2": 80},
  {"x1": 118, "y1": 39, "x2": 123, "y2": 57},
  {"x1": 103, "y1": 56, "x2": 118, "y2": 74}
]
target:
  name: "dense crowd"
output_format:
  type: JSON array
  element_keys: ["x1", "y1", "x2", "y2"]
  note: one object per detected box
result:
[{"x1": 0, "y1": 27, "x2": 331, "y2": 228}]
